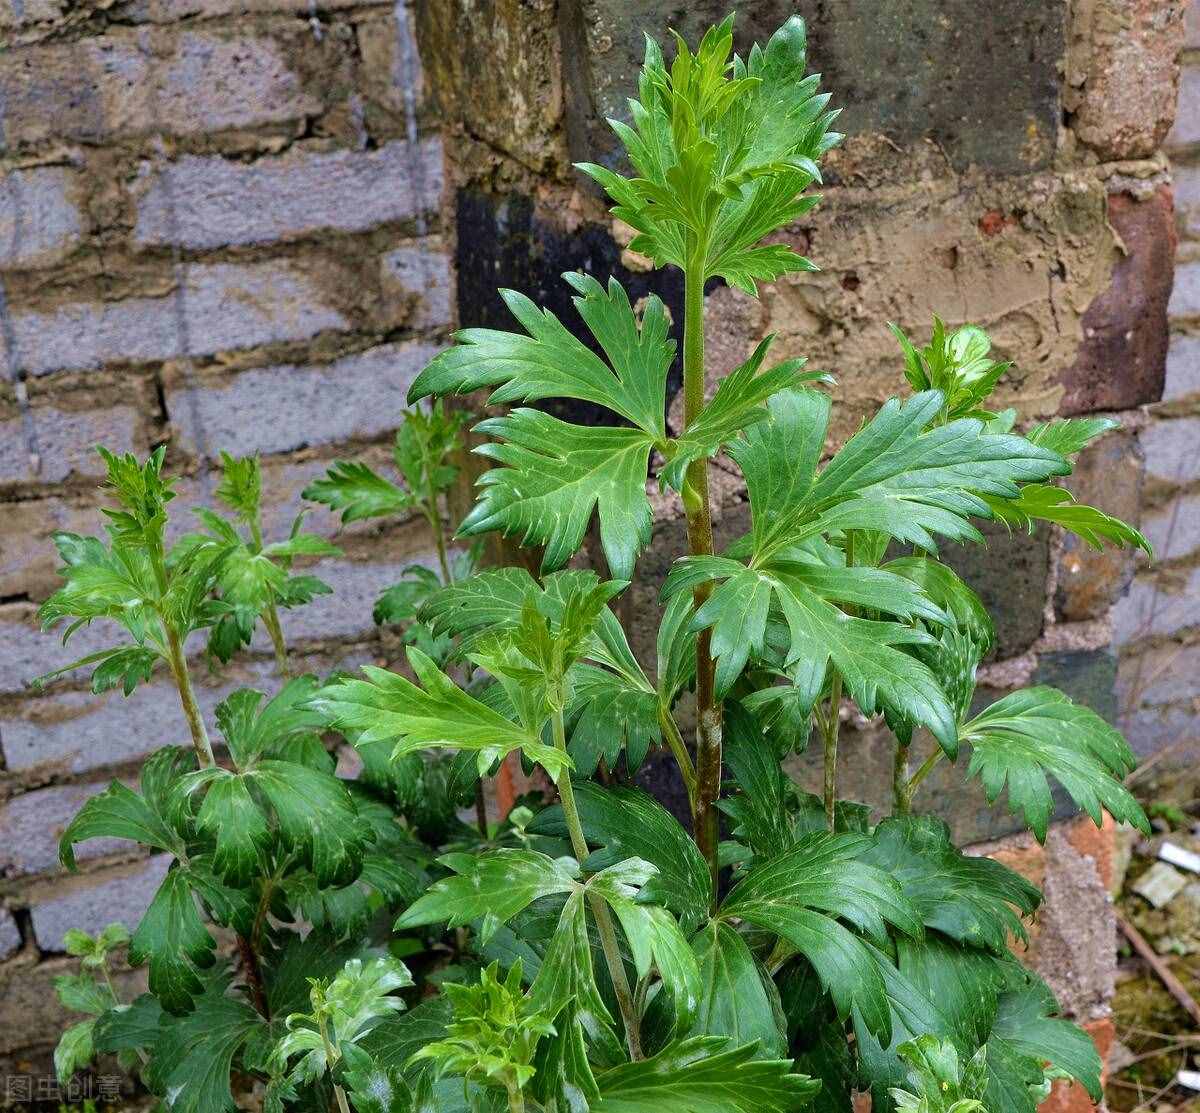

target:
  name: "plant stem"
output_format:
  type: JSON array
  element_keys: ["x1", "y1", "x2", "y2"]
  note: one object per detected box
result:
[
  {"x1": 237, "y1": 932, "x2": 270, "y2": 1017},
  {"x1": 823, "y1": 671, "x2": 842, "y2": 831},
  {"x1": 893, "y1": 740, "x2": 911, "y2": 815},
  {"x1": 505, "y1": 1081, "x2": 526, "y2": 1113},
  {"x1": 658, "y1": 703, "x2": 697, "y2": 809},
  {"x1": 263, "y1": 602, "x2": 290, "y2": 677},
  {"x1": 903, "y1": 748, "x2": 944, "y2": 808},
  {"x1": 682, "y1": 243, "x2": 722, "y2": 907},
  {"x1": 552, "y1": 707, "x2": 643, "y2": 1060},
  {"x1": 166, "y1": 625, "x2": 216, "y2": 768},
  {"x1": 333, "y1": 1084, "x2": 352, "y2": 1113},
  {"x1": 474, "y1": 780, "x2": 489, "y2": 838}
]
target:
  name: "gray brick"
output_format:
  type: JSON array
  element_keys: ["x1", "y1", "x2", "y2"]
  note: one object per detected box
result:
[
  {"x1": 1114, "y1": 566, "x2": 1200, "y2": 645},
  {"x1": 1170, "y1": 257, "x2": 1200, "y2": 319},
  {"x1": 133, "y1": 140, "x2": 443, "y2": 250},
  {"x1": 381, "y1": 240, "x2": 452, "y2": 329},
  {"x1": 117, "y1": 0, "x2": 388, "y2": 19},
  {"x1": 0, "y1": 781, "x2": 139, "y2": 877},
  {"x1": 0, "y1": 603, "x2": 127, "y2": 696},
  {"x1": 1141, "y1": 416, "x2": 1200, "y2": 485},
  {"x1": 30, "y1": 855, "x2": 171, "y2": 951},
  {"x1": 0, "y1": 683, "x2": 188, "y2": 777},
  {"x1": 166, "y1": 340, "x2": 442, "y2": 459},
  {"x1": 1164, "y1": 331, "x2": 1200, "y2": 400},
  {"x1": 271, "y1": 554, "x2": 435, "y2": 644},
  {"x1": 1119, "y1": 695, "x2": 1200, "y2": 761},
  {"x1": 0, "y1": 0, "x2": 65, "y2": 29},
  {"x1": 0, "y1": 166, "x2": 83, "y2": 269},
  {"x1": 0, "y1": 910, "x2": 20, "y2": 961},
  {"x1": 0, "y1": 29, "x2": 321, "y2": 149},
  {"x1": 1175, "y1": 161, "x2": 1200, "y2": 244},
  {"x1": 13, "y1": 261, "x2": 349, "y2": 378},
  {"x1": 1168, "y1": 61, "x2": 1200, "y2": 150},
  {"x1": 1141, "y1": 493, "x2": 1200, "y2": 560},
  {"x1": 0, "y1": 400, "x2": 139, "y2": 483}
]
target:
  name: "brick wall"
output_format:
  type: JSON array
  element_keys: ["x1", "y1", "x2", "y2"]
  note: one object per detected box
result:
[
  {"x1": 1116, "y1": 3, "x2": 1200, "y2": 766},
  {"x1": 0, "y1": 0, "x2": 1191, "y2": 1090},
  {"x1": 0, "y1": 0, "x2": 448, "y2": 1071}
]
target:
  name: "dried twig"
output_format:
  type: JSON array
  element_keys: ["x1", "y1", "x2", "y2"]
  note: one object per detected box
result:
[{"x1": 1118, "y1": 912, "x2": 1200, "y2": 1028}]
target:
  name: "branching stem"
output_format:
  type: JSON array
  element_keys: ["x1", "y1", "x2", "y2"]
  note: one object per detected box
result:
[
  {"x1": 823, "y1": 671, "x2": 842, "y2": 831},
  {"x1": 682, "y1": 241, "x2": 722, "y2": 907},
  {"x1": 552, "y1": 706, "x2": 643, "y2": 1060},
  {"x1": 903, "y1": 748, "x2": 945, "y2": 809},
  {"x1": 658, "y1": 703, "x2": 697, "y2": 809}
]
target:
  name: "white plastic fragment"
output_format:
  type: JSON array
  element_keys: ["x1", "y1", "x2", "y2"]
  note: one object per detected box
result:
[
  {"x1": 1175, "y1": 1069, "x2": 1200, "y2": 1092},
  {"x1": 1132, "y1": 861, "x2": 1188, "y2": 908},
  {"x1": 1160, "y1": 841, "x2": 1200, "y2": 875}
]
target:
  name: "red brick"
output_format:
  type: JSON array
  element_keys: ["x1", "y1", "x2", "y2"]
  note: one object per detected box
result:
[{"x1": 1059, "y1": 188, "x2": 1176, "y2": 414}]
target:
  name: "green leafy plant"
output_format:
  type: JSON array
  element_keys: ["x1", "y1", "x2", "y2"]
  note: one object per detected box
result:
[{"x1": 42, "y1": 13, "x2": 1153, "y2": 1113}]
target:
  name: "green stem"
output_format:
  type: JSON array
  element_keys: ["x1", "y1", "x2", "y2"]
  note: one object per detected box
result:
[
  {"x1": 893, "y1": 740, "x2": 911, "y2": 815},
  {"x1": 427, "y1": 503, "x2": 452, "y2": 586},
  {"x1": 823, "y1": 671, "x2": 842, "y2": 831},
  {"x1": 166, "y1": 625, "x2": 216, "y2": 768},
  {"x1": 333, "y1": 1084, "x2": 351, "y2": 1113},
  {"x1": 658, "y1": 703, "x2": 697, "y2": 810},
  {"x1": 552, "y1": 707, "x2": 643, "y2": 1060},
  {"x1": 263, "y1": 602, "x2": 290, "y2": 677},
  {"x1": 903, "y1": 748, "x2": 944, "y2": 809},
  {"x1": 682, "y1": 242, "x2": 721, "y2": 908},
  {"x1": 505, "y1": 1080, "x2": 526, "y2": 1113},
  {"x1": 474, "y1": 780, "x2": 489, "y2": 838}
]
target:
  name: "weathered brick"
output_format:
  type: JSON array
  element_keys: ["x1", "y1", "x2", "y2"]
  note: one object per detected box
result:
[
  {"x1": 0, "y1": 602, "x2": 125, "y2": 696},
  {"x1": 354, "y1": 5, "x2": 431, "y2": 122},
  {"x1": 1119, "y1": 697, "x2": 1200, "y2": 759},
  {"x1": 0, "y1": 398, "x2": 139, "y2": 484},
  {"x1": 0, "y1": 27, "x2": 322, "y2": 149},
  {"x1": 1054, "y1": 429, "x2": 1141, "y2": 622},
  {"x1": 0, "y1": 781, "x2": 140, "y2": 878},
  {"x1": 568, "y1": 0, "x2": 1064, "y2": 175},
  {"x1": 1141, "y1": 415, "x2": 1200, "y2": 485},
  {"x1": 0, "y1": 910, "x2": 20, "y2": 961},
  {"x1": 0, "y1": 952, "x2": 145, "y2": 1058},
  {"x1": 1068, "y1": 0, "x2": 1188, "y2": 160},
  {"x1": 1059, "y1": 188, "x2": 1176, "y2": 414},
  {"x1": 166, "y1": 340, "x2": 441, "y2": 459},
  {"x1": 1, "y1": 683, "x2": 189, "y2": 777},
  {"x1": 0, "y1": 495, "x2": 95, "y2": 599},
  {"x1": 1123, "y1": 641, "x2": 1200, "y2": 706},
  {"x1": 1169, "y1": 254, "x2": 1200, "y2": 318},
  {"x1": 133, "y1": 140, "x2": 443, "y2": 250},
  {"x1": 941, "y1": 521, "x2": 1050, "y2": 659},
  {"x1": 1188, "y1": 0, "x2": 1200, "y2": 48},
  {"x1": 267, "y1": 555, "x2": 435, "y2": 645},
  {"x1": 29, "y1": 855, "x2": 171, "y2": 951},
  {"x1": 1114, "y1": 565, "x2": 1200, "y2": 644},
  {"x1": 0, "y1": 0, "x2": 65, "y2": 30},
  {"x1": 1140, "y1": 491, "x2": 1200, "y2": 560},
  {"x1": 0, "y1": 166, "x2": 83, "y2": 269},
  {"x1": 380, "y1": 240, "x2": 452, "y2": 329},
  {"x1": 1168, "y1": 58, "x2": 1200, "y2": 150},
  {"x1": 1174, "y1": 160, "x2": 1200, "y2": 244},
  {"x1": 1164, "y1": 330, "x2": 1200, "y2": 400},
  {"x1": 116, "y1": 0, "x2": 388, "y2": 20},
  {"x1": 13, "y1": 261, "x2": 350, "y2": 378}
]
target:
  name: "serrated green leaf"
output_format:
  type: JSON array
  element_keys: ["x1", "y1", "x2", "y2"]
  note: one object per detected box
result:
[
  {"x1": 686, "y1": 921, "x2": 786, "y2": 1058},
  {"x1": 861, "y1": 816, "x2": 1040, "y2": 952},
  {"x1": 566, "y1": 664, "x2": 661, "y2": 775},
  {"x1": 410, "y1": 274, "x2": 672, "y2": 438},
  {"x1": 961, "y1": 686, "x2": 1149, "y2": 841},
  {"x1": 983, "y1": 484, "x2": 1152, "y2": 555},
  {"x1": 720, "y1": 832, "x2": 923, "y2": 1040},
  {"x1": 592, "y1": 1035, "x2": 820, "y2": 1113},
  {"x1": 214, "y1": 676, "x2": 326, "y2": 767},
  {"x1": 882, "y1": 557, "x2": 995, "y2": 654},
  {"x1": 214, "y1": 452, "x2": 261, "y2": 522},
  {"x1": 1025, "y1": 417, "x2": 1117, "y2": 457},
  {"x1": 395, "y1": 849, "x2": 579, "y2": 937},
  {"x1": 528, "y1": 782, "x2": 712, "y2": 930},
  {"x1": 54, "y1": 1019, "x2": 98, "y2": 1084},
  {"x1": 464, "y1": 408, "x2": 655, "y2": 581},
  {"x1": 130, "y1": 866, "x2": 218, "y2": 1014},
  {"x1": 59, "y1": 780, "x2": 184, "y2": 871},
  {"x1": 303, "y1": 460, "x2": 414, "y2": 524},
  {"x1": 313, "y1": 648, "x2": 570, "y2": 780},
  {"x1": 719, "y1": 701, "x2": 796, "y2": 857}
]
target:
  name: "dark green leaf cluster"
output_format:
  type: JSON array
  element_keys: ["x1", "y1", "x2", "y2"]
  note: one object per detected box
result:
[{"x1": 43, "y1": 13, "x2": 1155, "y2": 1113}]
